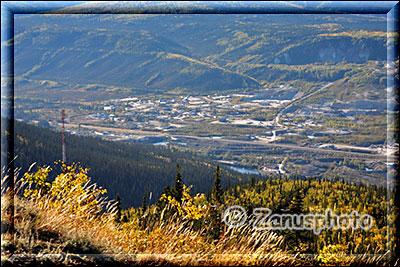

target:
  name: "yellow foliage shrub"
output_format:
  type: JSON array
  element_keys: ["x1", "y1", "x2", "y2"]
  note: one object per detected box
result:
[
  {"x1": 159, "y1": 184, "x2": 209, "y2": 221},
  {"x1": 21, "y1": 161, "x2": 107, "y2": 216},
  {"x1": 317, "y1": 244, "x2": 349, "y2": 266}
]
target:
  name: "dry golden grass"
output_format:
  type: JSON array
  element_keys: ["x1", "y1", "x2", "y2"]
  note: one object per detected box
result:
[
  {"x1": 1, "y1": 166, "x2": 294, "y2": 266},
  {"x1": 1, "y1": 165, "x2": 395, "y2": 266}
]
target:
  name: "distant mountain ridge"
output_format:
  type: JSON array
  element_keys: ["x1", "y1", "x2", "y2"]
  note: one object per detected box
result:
[{"x1": 12, "y1": 14, "x2": 387, "y2": 94}]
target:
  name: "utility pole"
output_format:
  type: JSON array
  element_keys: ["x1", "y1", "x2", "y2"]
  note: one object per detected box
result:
[{"x1": 61, "y1": 110, "x2": 66, "y2": 163}]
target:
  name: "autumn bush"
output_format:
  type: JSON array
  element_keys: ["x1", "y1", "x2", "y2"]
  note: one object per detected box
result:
[
  {"x1": 1, "y1": 163, "x2": 394, "y2": 266},
  {"x1": 1, "y1": 163, "x2": 294, "y2": 266}
]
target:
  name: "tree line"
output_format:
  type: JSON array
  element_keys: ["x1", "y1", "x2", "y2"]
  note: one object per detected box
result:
[{"x1": 9, "y1": 119, "x2": 251, "y2": 207}]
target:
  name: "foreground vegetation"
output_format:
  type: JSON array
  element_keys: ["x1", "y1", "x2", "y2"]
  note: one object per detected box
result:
[{"x1": 1, "y1": 162, "x2": 396, "y2": 266}]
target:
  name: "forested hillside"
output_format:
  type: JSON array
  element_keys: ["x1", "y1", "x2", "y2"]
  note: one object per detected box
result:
[
  {"x1": 223, "y1": 177, "x2": 390, "y2": 255},
  {"x1": 2, "y1": 156, "x2": 392, "y2": 266},
  {"x1": 10, "y1": 119, "x2": 250, "y2": 207},
  {"x1": 12, "y1": 14, "x2": 388, "y2": 96}
]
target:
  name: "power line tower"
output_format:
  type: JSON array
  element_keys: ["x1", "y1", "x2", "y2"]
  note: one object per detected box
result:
[{"x1": 61, "y1": 109, "x2": 66, "y2": 163}]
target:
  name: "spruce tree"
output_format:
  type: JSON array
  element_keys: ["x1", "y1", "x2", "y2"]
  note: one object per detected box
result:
[
  {"x1": 140, "y1": 190, "x2": 148, "y2": 229},
  {"x1": 288, "y1": 188, "x2": 304, "y2": 214},
  {"x1": 212, "y1": 165, "x2": 223, "y2": 205},
  {"x1": 155, "y1": 185, "x2": 172, "y2": 220},
  {"x1": 142, "y1": 190, "x2": 147, "y2": 213},
  {"x1": 209, "y1": 166, "x2": 224, "y2": 243},
  {"x1": 173, "y1": 163, "x2": 183, "y2": 203},
  {"x1": 162, "y1": 185, "x2": 171, "y2": 197}
]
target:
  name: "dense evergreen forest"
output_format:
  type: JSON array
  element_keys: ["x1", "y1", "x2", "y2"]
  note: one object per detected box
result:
[
  {"x1": 222, "y1": 177, "x2": 391, "y2": 254},
  {"x1": 125, "y1": 173, "x2": 392, "y2": 256},
  {"x1": 8, "y1": 119, "x2": 252, "y2": 207}
]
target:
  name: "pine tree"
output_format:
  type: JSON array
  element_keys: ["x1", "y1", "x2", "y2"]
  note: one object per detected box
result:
[
  {"x1": 140, "y1": 190, "x2": 148, "y2": 229},
  {"x1": 288, "y1": 188, "x2": 304, "y2": 214},
  {"x1": 173, "y1": 163, "x2": 183, "y2": 203},
  {"x1": 162, "y1": 185, "x2": 172, "y2": 197},
  {"x1": 155, "y1": 185, "x2": 172, "y2": 219},
  {"x1": 156, "y1": 185, "x2": 172, "y2": 209},
  {"x1": 212, "y1": 165, "x2": 223, "y2": 205},
  {"x1": 142, "y1": 190, "x2": 147, "y2": 213}
]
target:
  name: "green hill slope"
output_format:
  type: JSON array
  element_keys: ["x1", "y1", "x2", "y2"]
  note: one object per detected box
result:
[
  {"x1": 12, "y1": 14, "x2": 388, "y2": 95},
  {"x1": 9, "y1": 119, "x2": 250, "y2": 207}
]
